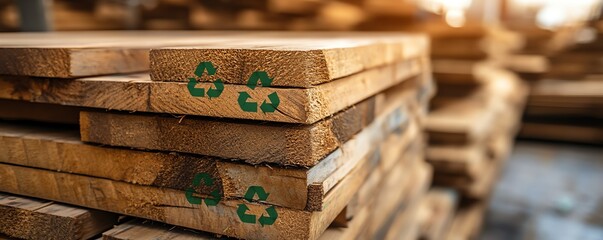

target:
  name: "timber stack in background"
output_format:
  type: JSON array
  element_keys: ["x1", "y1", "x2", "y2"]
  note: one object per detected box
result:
[
  {"x1": 0, "y1": 31, "x2": 434, "y2": 240},
  {"x1": 515, "y1": 17, "x2": 603, "y2": 145},
  {"x1": 420, "y1": 21, "x2": 529, "y2": 240}
]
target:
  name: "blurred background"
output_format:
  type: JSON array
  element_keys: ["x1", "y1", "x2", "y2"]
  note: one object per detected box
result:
[{"x1": 1, "y1": 0, "x2": 602, "y2": 239}]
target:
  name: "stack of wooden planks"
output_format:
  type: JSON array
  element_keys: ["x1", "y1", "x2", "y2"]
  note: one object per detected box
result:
[
  {"x1": 519, "y1": 19, "x2": 603, "y2": 144},
  {"x1": 0, "y1": 31, "x2": 433, "y2": 239},
  {"x1": 422, "y1": 23, "x2": 529, "y2": 239},
  {"x1": 0, "y1": 0, "x2": 422, "y2": 31}
]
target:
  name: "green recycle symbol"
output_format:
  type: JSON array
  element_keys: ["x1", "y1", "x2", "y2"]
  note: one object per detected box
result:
[
  {"x1": 185, "y1": 173, "x2": 221, "y2": 206},
  {"x1": 238, "y1": 71, "x2": 280, "y2": 113},
  {"x1": 237, "y1": 186, "x2": 278, "y2": 226},
  {"x1": 187, "y1": 61, "x2": 224, "y2": 99}
]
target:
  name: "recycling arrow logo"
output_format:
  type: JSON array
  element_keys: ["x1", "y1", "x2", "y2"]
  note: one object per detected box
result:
[
  {"x1": 187, "y1": 61, "x2": 224, "y2": 99},
  {"x1": 238, "y1": 71, "x2": 280, "y2": 113},
  {"x1": 185, "y1": 172, "x2": 221, "y2": 206},
  {"x1": 237, "y1": 186, "x2": 278, "y2": 226}
]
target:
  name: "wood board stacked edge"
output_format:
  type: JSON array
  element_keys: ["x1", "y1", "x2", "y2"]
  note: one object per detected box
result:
[{"x1": 0, "y1": 192, "x2": 119, "y2": 240}]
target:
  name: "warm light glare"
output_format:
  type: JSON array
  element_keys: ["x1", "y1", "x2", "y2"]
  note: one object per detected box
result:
[
  {"x1": 445, "y1": 9, "x2": 466, "y2": 28},
  {"x1": 511, "y1": 0, "x2": 602, "y2": 30},
  {"x1": 417, "y1": 0, "x2": 473, "y2": 27}
]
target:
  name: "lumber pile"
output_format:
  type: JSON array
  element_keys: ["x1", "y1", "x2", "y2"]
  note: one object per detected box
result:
[
  {"x1": 518, "y1": 19, "x2": 603, "y2": 144},
  {"x1": 0, "y1": 31, "x2": 433, "y2": 239},
  {"x1": 421, "y1": 21, "x2": 529, "y2": 239}
]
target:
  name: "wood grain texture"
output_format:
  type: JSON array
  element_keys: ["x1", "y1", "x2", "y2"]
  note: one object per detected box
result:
[
  {"x1": 0, "y1": 125, "x2": 410, "y2": 240},
  {"x1": 101, "y1": 129, "x2": 425, "y2": 240},
  {"x1": 0, "y1": 31, "x2": 428, "y2": 80},
  {"x1": 80, "y1": 77, "x2": 419, "y2": 167},
  {"x1": 345, "y1": 120, "x2": 421, "y2": 221},
  {"x1": 150, "y1": 33, "x2": 428, "y2": 87},
  {"x1": 0, "y1": 193, "x2": 118, "y2": 240},
  {"x1": 426, "y1": 144, "x2": 487, "y2": 178},
  {"x1": 0, "y1": 84, "x2": 411, "y2": 211},
  {"x1": 320, "y1": 145, "x2": 430, "y2": 240},
  {"x1": 0, "y1": 31, "x2": 256, "y2": 78},
  {"x1": 0, "y1": 59, "x2": 422, "y2": 124}
]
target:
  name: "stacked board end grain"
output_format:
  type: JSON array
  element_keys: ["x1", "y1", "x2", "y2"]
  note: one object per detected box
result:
[
  {"x1": 0, "y1": 31, "x2": 433, "y2": 239},
  {"x1": 427, "y1": 62, "x2": 528, "y2": 198},
  {"x1": 420, "y1": 23, "x2": 528, "y2": 239}
]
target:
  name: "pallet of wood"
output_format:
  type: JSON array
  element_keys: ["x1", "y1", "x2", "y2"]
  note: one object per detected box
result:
[{"x1": 0, "y1": 31, "x2": 432, "y2": 239}]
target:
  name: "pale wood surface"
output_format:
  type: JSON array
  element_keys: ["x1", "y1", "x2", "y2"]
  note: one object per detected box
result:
[
  {"x1": 150, "y1": 33, "x2": 428, "y2": 87},
  {"x1": 0, "y1": 31, "x2": 428, "y2": 81},
  {"x1": 0, "y1": 192, "x2": 118, "y2": 240},
  {"x1": 426, "y1": 144, "x2": 487, "y2": 178},
  {"x1": 426, "y1": 97, "x2": 496, "y2": 145},
  {"x1": 0, "y1": 59, "x2": 423, "y2": 124}
]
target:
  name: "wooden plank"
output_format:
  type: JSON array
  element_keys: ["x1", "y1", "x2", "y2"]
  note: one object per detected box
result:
[
  {"x1": 426, "y1": 144, "x2": 487, "y2": 178},
  {"x1": 432, "y1": 60, "x2": 482, "y2": 85},
  {"x1": 426, "y1": 98, "x2": 496, "y2": 145},
  {"x1": 530, "y1": 79, "x2": 603, "y2": 98},
  {"x1": 321, "y1": 142, "x2": 428, "y2": 239},
  {"x1": 0, "y1": 124, "x2": 410, "y2": 240},
  {"x1": 0, "y1": 83, "x2": 413, "y2": 211},
  {"x1": 500, "y1": 54, "x2": 549, "y2": 75},
  {"x1": 0, "y1": 192, "x2": 119, "y2": 240},
  {"x1": 346, "y1": 127, "x2": 421, "y2": 221},
  {"x1": 102, "y1": 220, "x2": 215, "y2": 240},
  {"x1": 80, "y1": 78, "x2": 419, "y2": 167},
  {"x1": 433, "y1": 134, "x2": 512, "y2": 200},
  {"x1": 428, "y1": 70, "x2": 524, "y2": 144},
  {"x1": 0, "y1": 59, "x2": 423, "y2": 124},
  {"x1": 519, "y1": 122, "x2": 603, "y2": 145},
  {"x1": 418, "y1": 188, "x2": 458, "y2": 240},
  {"x1": 0, "y1": 99, "x2": 81, "y2": 125},
  {"x1": 371, "y1": 161, "x2": 432, "y2": 240},
  {"x1": 0, "y1": 31, "x2": 428, "y2": 81},
  {"x1": 149, "y1": 30, "x2": 428, "y2": 88}
]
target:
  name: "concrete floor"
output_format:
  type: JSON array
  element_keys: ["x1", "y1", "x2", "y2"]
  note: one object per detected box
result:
[{"x1": 480, "y1": 140, "x2": 603, "y2": 240}]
